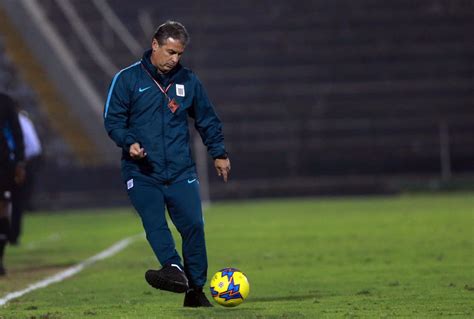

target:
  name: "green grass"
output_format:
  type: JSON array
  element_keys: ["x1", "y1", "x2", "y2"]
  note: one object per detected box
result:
[{"x1": 1, "y1": 193, "x2": 473, "y2": 318}]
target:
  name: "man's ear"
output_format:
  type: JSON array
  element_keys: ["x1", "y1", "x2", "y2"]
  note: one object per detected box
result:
[{"x1": 152, "y1": 39, "x2": 159, "y2": 51}]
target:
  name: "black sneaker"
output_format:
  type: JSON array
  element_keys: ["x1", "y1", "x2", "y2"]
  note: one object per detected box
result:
[
  {"x1": 183, "y1": 287, "x2": 213, "y2": 307},
  {"x1": 145, "y1": 264, "x2": 189, "y2": 293}
]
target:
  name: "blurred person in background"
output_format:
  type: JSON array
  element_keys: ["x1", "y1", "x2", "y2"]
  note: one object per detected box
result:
[
  {"x1": 104, "y1": 21, "x2": 230, "y2": 307},
  {"x1": 9, "y1": 108, "x2": 42, "y2": 245},
  {"x1": 0, "y1": 92, "x2": 25, "y2": 275}
]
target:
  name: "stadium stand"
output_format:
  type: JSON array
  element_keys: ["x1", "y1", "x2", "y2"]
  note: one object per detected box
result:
[
  {"x1": 0, "y1": 33, "x2": 76, "y2": 166},
  {"x1": 1, "y1": 0, "x2": 473, "y2": 206}
]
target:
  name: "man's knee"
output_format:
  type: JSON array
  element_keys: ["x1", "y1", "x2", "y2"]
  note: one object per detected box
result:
[{"x1": 183, "y1": 218, "x2": 204, "y2": 235}]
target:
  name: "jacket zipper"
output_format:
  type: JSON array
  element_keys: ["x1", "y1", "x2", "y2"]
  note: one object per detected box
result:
[{"x1": 161, "y1": 96, "x2": 169, "y2": 183}]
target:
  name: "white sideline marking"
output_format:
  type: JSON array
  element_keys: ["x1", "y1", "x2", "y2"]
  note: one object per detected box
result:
[{"x1": 0, "y1": 234, "x2": 142, "y2": 307}]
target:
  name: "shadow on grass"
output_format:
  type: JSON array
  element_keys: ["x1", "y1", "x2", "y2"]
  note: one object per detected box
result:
[{"x1": 248, "y1": 293, "x2": 321, "y2": 303}]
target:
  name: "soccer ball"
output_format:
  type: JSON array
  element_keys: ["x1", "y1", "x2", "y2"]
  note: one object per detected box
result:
[{"x1": 209, "y1": 268, "x2": 250, "y2": 307}]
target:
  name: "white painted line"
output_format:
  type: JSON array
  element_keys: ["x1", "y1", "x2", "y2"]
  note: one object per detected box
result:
[{"x1": 0, "y1": 233, "x2": 143, "y2": 307}]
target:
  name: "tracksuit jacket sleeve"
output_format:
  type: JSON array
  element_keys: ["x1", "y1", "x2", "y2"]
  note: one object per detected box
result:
[
  {"x1": 10, "y1": 108, "x2": 24, "y2": 163},
  {"x1": 103, "y1": 74, "x2": 137, "y2": 152},
  {"x1": 189, "y1": 78, "x2": 226, "y2": 159}
]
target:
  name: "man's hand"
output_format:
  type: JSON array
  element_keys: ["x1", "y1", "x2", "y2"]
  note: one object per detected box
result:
[
  {"x1": 129, "y1": 142, "x2": 147, "y2": 160},
  {"x1": 214, "y1": 158, "x2": 231, "y2": 182},
  {"x1": 14, "y1": 162, "x2": 26, "y2": 185}
]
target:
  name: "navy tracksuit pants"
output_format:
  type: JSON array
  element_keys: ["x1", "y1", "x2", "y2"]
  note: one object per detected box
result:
[{"x1": 126, "y1": 175, "x2": 208, "y2": 288}]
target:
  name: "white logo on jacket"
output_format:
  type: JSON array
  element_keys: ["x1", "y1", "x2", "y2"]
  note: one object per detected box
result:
[
  {"x1": 176, "y1": 84, "x2": 185, "y2": 97},
  {"x1": 127, "y1": 179, "x2": 134, "y2": 190}
]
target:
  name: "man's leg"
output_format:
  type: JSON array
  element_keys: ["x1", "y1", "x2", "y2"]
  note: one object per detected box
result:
[
  {"x1": 126, "y1": 175, "x2": 188, "y2": 293},
  {"x1": 10, "y1": 157, "x2": 38, "y2": 243},
  {"x1": 0, "y1": 198, "x2": 10, "y2": 276},
  {"x1": 9, "y1": 182, "x2": 23, "y2": 245},
  {"x1": 165, "y1": 179, "x2": 207, "y2": 288},
  {"x1": 0, "y1": 168, "x2": 13, "y2": 276},
  {"x1": 165, "y1": 179, "x2": 212, "y2": 306},
  {"x1": 126, "y1": 176, "x2": 181, "y2": 266}
]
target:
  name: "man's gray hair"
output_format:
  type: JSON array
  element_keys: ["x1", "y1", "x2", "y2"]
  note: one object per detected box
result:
[{"x1": 153, "y1": 20, "x2": 190, "y2": 46}]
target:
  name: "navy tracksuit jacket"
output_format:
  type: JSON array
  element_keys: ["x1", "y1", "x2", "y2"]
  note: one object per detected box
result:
[{"x1": 104, "y1": 50, "x2": 226, "y2": 288}]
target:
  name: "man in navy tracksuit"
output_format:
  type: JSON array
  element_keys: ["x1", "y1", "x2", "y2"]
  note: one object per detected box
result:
[{"x1": 104, "y1": 21, "x2": 230, "y2": 307}]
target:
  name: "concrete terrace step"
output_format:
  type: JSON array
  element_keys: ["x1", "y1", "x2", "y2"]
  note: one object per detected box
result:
[{"x1": 204, "y1": 78, "x2": 473, "y2": 104}]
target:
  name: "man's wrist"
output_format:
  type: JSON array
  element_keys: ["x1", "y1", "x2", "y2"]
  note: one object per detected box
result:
[{"x1": 213, "y1": 152, "x2": 228, "y2": 160}]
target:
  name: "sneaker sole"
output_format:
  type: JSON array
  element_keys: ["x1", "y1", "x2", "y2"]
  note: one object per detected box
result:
[{"x1": 145, "y1": 270, "x2": 188, "y2": 293}]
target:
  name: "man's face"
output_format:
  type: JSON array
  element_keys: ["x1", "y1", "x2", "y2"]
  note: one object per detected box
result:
[{"x1": 151, "y1": 37, "x2": 185, "y2": 74}]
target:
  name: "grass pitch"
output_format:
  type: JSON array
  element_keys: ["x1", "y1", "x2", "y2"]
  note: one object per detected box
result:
[{"x1": 1, "y1": 192, "x2": 473, "y2": 318}]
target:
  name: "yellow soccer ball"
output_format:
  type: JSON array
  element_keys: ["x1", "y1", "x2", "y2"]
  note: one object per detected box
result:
[{"x1": 209, "y1": 268, "x2": 250, "y2": 307}]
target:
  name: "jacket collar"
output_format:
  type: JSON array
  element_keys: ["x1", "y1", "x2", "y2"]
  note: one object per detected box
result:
[{"x1": 141, "y1": 49, "x2": 182, "y2": 86}]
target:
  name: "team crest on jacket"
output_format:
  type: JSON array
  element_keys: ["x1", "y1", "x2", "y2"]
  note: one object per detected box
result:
[{"x1": 176, "y1": 84, "x2": 185, "y2": 97}]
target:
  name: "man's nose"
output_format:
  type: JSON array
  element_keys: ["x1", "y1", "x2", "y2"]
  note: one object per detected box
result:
[{"x1": 171, "y1": 55, "x2": 179, "y2": 63}]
